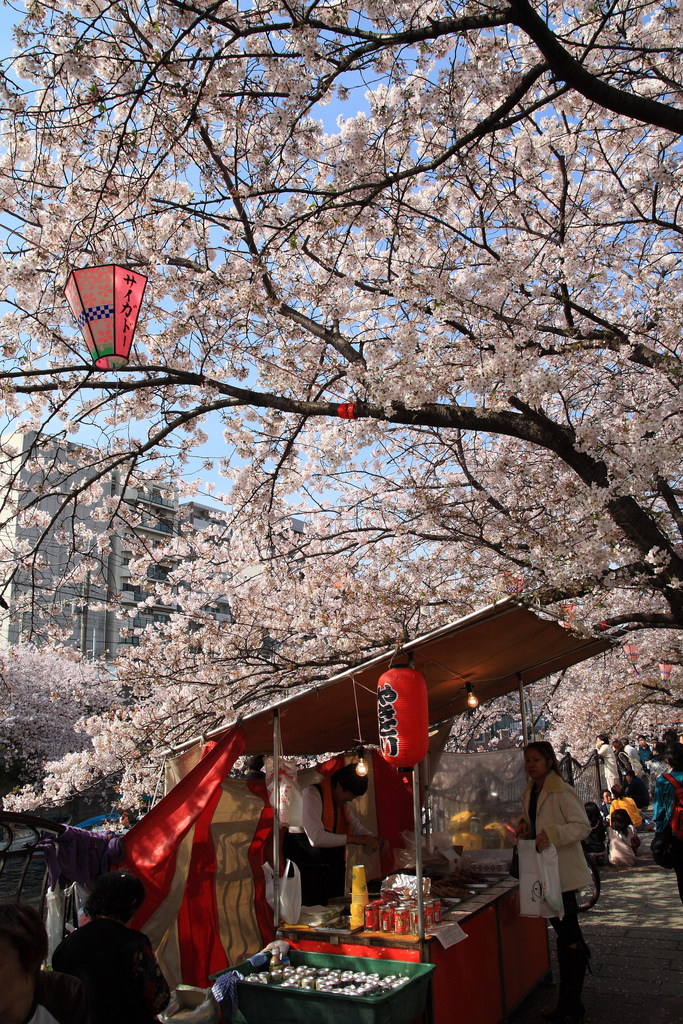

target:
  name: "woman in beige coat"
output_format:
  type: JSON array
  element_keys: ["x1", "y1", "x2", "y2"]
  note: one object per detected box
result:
[{"x1": 517, "y1": 741, "x2": 591, "y2": 1024}]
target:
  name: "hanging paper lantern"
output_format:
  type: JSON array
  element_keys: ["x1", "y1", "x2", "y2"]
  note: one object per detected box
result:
[
  {"x1": 65, "y1": 265, "x2": 147, "y2": 369},
  {"x1": 659, "y1": 663, "x2": 673, "y2": 682},
  {"x1": 623, "y1": 643, "x2": 640, "y2": 676},
  {"x1": 623, "y1": 643, "x2": 639, "y2": 664},
  {"x1": 502, "y1": 572, "x2": 524, "y2": 595},
  {"x1": 377, "y1": 665, "x2": 429, "y2": 771},
  {"x1": 559, "y1": 603, "x2": 576, "y2": 629}
]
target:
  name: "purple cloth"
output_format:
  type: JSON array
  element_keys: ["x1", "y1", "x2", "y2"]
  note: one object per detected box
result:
[{"x1": 38, "y1": 827, "x2": 126, "y2": 889}]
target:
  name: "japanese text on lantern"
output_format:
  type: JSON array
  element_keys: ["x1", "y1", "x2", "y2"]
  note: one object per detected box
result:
[
  {"x1": 121, "y1": 274, "x2": 137, "y2": 339},
  {"x1": 378, "y1": 682, "x2": 399, "y2": 757}
]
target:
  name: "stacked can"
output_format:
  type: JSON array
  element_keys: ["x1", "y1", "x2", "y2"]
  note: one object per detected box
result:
[{"x1": 363, "y1": 896, "x2": 442, "y2": 935}]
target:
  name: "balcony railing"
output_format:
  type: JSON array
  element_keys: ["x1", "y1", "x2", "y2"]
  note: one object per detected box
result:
[
  {"x1": 139, "y1": 517, "x2": 175, "y2": 535},
  {"x1": 136, "y1": 489, "x2": 176, "y2": 509}
]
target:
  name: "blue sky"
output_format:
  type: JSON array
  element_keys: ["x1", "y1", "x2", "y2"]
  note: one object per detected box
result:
[
  {"x1": 1, "y1": 3, "x2": 21, "y2": 59},
  {"x1": 0, "y1": 4, "x2": 374, "y2": 513}
]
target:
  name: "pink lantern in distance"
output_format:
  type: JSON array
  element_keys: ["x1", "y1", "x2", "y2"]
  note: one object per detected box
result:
[
  {"x1": 623, "y1": 643, "x2": 640, "y2": 675},
  {"x1": 659, "y1": 663, "x2": 673, "y2": 682},
  {"x1": 65, "y1": 265, "x2": 147, "y2": 369}
]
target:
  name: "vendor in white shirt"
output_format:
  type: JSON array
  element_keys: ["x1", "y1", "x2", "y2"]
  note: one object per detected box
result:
[{"x1": 283, "y1": 763, "x2": 385, "y2": 907}]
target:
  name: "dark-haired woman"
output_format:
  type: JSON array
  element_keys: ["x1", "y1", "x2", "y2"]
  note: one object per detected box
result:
[
  {"x1": 52, "y1": 871, "x2": 170, "y2": 1024},
  {"x1": 0, "y1": 902, "x2": 89, "y2": 1024},
  {"x1": 517, "y1": 741, "x2": 592, "y2": 1024},
  {"x1": 283, "y1": 763, "x2": 383, "y2": 906},
  {"x1": 582, "y1": 802, "x2": 606, "y2": 864}
]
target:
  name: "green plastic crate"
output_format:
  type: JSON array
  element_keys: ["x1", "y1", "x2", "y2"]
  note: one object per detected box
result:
[{"x1": 211, "y1": 949, "x2": 434, "y2": 1024}]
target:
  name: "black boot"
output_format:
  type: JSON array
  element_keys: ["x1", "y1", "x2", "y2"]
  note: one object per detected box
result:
[
  {"x1": 541, "y1": 942, "x2": 570, "y2": 1022},
  {"x1": 559, "y1": 944, "x2": 590, "y2": 1024}
]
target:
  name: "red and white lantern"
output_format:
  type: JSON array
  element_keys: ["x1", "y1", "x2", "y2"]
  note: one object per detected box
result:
[
  {"x1": 377, "y1": 665, "x2": 429, "y2": 771},
  {"x1": 65, "y1": 264, "x2": 147, "y2": 369}
]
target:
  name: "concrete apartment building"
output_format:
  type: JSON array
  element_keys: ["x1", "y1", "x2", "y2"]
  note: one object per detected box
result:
[{"x1": 0, "y1": 431, "x2": 230, "y2": 658}]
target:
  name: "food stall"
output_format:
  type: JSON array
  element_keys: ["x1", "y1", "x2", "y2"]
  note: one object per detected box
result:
[{"x1": 119, "y1": 598, "x2": 611, "y2": 1023}]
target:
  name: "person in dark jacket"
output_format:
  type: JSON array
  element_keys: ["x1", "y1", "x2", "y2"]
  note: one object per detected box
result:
[
  {"x1": 637, "y1": 735, "x2": 653, "y2": 770},
  {"x1": 624, "y1": 770, "x2": 650, "y2": 810},
  {"x1": 0, "y1": 901, "x2": 90, "y2": 1024},
  {"x1": 582, "y1": 802, "x2": 606, "y2": 863},
  {"x1": 53, "y1": 871, "x2": 170, "y2": 1024}
]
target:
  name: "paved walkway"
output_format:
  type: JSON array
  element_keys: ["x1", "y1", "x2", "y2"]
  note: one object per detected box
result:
[{"x1": 510, "y1": 833, "x2": 683, "y2": 1023}]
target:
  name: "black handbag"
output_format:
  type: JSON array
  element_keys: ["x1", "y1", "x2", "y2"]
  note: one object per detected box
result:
[
  {"x1": 509, "y1": 844, "x2": 519, "y2": 879},
  {"x1": 651, "y1": 825, "x2": 678, "y2": 869}
]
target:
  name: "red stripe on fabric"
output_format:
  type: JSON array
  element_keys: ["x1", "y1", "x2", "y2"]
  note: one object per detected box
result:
[
  {"x1": 371, "y1": 751, "x2": 414, "y2": 877},
  {"x1": 175, "y1": 784, "x2": 227, "y2": 986},
  {"x1": 118, "y1": 727, "x2": 245, "y2": 929},
  {"x1": 246, "y1": 779, "x2": 276, "y2": 948}
]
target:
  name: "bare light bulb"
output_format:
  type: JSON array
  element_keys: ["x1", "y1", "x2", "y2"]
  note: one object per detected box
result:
[
  {"x1": 466, "y1": 684, "x2": 479, "y2": 709},
  {"x1": 356, "y1": 757, "x2": 368, "y2": 777}
]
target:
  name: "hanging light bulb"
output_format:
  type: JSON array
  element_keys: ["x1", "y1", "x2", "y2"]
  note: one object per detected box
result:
[
  {"x1": 355, "y1": 745, "x2": 368, "y2": 776},
  {"x1": 466, "y1": 683, "x2": 479, "y2": 709}
]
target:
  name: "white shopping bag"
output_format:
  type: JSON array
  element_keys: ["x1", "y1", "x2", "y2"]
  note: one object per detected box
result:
[
  {"x1": 264, "y1": 757, "x2": 304, "y2": 828},
  {"x1": 518, "y1": 839, "x2": 564, "y2": 919},
  {"x1": 263, "y1": 858, "x2": 302, "y2": 924},
  {"x1": 46, "y1": 883, "x2": 65, "y2": 962}
]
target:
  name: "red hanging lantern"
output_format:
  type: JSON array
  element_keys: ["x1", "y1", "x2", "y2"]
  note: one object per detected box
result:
[
  {"x1": 377, "y1": 665, "x2": 429, "y2": 771},
  {"x1": 65, "y1": 264, "x2": 147, "y2": 369}
]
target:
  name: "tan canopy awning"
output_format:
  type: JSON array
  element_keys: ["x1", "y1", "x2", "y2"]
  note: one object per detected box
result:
[{"x1": 186, "y1": 599, "x2": 611, "y2": 757}]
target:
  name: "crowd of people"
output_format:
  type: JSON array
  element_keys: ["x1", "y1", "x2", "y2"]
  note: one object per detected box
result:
[
  {"x1": 588, "y1": 729, "x2": 683, "y2": 873},
  {"x1": 517, "y1": 730, "x2": 683, "y2": 1024}
]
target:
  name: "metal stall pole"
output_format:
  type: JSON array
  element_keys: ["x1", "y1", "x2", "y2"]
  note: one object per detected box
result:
[
  {"x1": 518, "y1": 674, "x2": 529, "y2": 746},
  {"x1": 423, "y1": 753, "x2": 432, "y2": 836},
  {"x1": 272, "y1": 709, "x2": 281, "y2": 933},
  {"x1": 412, "y1": 762, "x2": 426, "y2": 954}
]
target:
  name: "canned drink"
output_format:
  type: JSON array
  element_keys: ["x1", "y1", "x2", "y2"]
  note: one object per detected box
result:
[
  {"x1": 424, "y1": 900, "x2": 435, "y2": 928},
  {"x1": 433, "y1": 899, "x2": 442, "y2": 922},
  {"x1": 393, "y1": 904, "x2": 410, "y2": 934},
  {"x1": 380, "y1": 904, "x2": 394, "y2": 932},
  {"x1": 364, "y1": 903, "x2": 378, "y2": 931}
]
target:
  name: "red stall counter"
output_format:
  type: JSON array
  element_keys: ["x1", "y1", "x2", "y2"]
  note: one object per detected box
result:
[{"x1": 279, "y1": 879, "x2": 550, "y2": 1024}]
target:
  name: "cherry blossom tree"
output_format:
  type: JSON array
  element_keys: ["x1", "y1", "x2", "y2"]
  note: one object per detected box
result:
[
  {"x1": 0, "y1": 643, "x2": 112, "y2": 808},
  {"x1": 1, "y1": 1, "x2": 683, "y2": 802}
]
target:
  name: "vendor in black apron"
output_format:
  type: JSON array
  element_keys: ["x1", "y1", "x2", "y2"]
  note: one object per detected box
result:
[{"x1": 283, "y1": 764, "x2": 382, "y2": 906}]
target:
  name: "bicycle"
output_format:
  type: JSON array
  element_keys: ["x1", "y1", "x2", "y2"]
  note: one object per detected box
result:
[{"x1": 576, "y1": 851, "x2": 601, "y2": 912}]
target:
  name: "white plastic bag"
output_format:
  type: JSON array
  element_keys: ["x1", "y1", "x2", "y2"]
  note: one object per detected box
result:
[
  {"x1": 263, "y1": 858, "x2": 302, "y2": 924},
  {"x1": 264, "y1": 757, "x2": 304, "y2": 827},
  {"x1": 46, "y1": 883, "x2": 65, "y2": 962},
  {"x1": 518, "y1": 839, "x2": 564, "y2": 919},
  {"x1": 536, "y1": 846, "x2": 563, "y2": 916},
  {"x1": 159, "y1": 985, "x2": 219, "y2": 1023}
]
